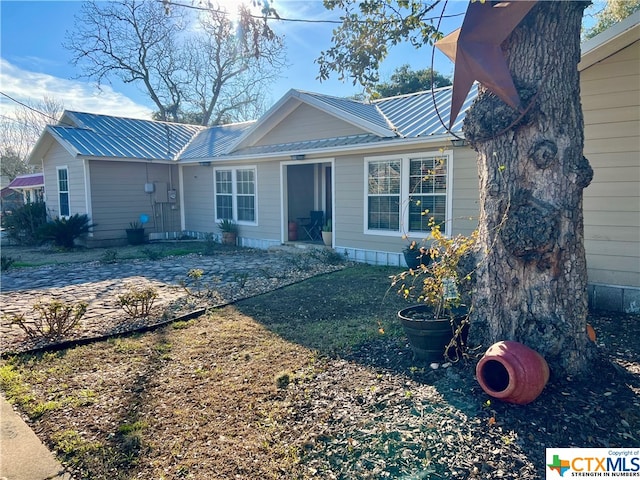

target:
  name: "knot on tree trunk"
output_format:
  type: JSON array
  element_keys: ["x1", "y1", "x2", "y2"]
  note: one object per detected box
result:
[
  {"x1": 529, "y1": 139, "x2": 558, "y2": 169},
  {"x1": 500, "y1": 192, "x2": 559, "y2": 261},
  {"x1": 462, "y1": 84, "x2": 537, "y2": 146},
  {"x1": 563, "y1": 149, "x2": 594, "y2": 188}
]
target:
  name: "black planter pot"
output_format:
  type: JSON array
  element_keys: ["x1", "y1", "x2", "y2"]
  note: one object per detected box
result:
[
  {"x1": 398, "y1": 305, "x2": 468, "y2": 362},
  {"x1": 126, "y1": 228, "x2": 145, "y2": 245},
  {"x1": 403, "y1": 250, "x2": 431, "y2": 270}
]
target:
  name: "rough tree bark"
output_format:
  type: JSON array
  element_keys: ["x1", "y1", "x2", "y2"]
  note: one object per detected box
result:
[{"x1": 465, "y1": 1, "x2": 596, "y2": 377}]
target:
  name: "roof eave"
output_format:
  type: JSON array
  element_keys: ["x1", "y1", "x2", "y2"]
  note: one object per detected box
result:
[
  {"x1": 579, "y1": 14, "x2": 640, "y2": 70},
  {"x1": 296, "y1": 91, "x2": 396, "y2": 137},
  {"x1": 179, "y1": 133, "x2": 459, "y2": 165}
]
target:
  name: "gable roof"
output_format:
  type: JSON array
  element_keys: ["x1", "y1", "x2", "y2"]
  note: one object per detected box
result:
[
  {"x1": 48, "y1": 111, "x2": 205, "y2": 161},
  {"x1": 7, "y1": 172, "x2": 44, "y2": 189},
  {"x1": 29, "y1": 84, "x2": 477, "y2": 165},
  {"x1": 226, "y1": 85, "x2": 476, "y2": 155}
]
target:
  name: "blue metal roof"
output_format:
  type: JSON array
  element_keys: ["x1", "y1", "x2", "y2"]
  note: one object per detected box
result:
[
  {"x1": 232, "y1": 133, "x2": 391, "y2": 157},
  {"x1": 45, "y1": 85, "x2": 477, "y2": 162},
  {"x1": 373, "y1": 84, "x2": 477, "y2": 137},
  {"x1": 179, "y1": 122, "x2": 255, "y2": 159},
  {"x1": 54, "y1": 111, "x2": 204, "y2": 160}
]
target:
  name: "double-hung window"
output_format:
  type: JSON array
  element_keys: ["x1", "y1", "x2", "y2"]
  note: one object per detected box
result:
[
  {"x1": 214, "y1": 167, "x2": 257, "y2": 224},
  {"x1": 365, "y1": 151, "x2": 451, "y2": 235},
  {"x1": 57, "y1": 167, "x2": 70, "y2": 217}
]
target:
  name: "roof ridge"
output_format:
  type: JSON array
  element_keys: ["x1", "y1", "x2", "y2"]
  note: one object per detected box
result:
[
  {"x1": 64, "y1": 110, "x2": 207, "y2": 129},
  {"x1": 372, "y1": 84, "x2": 454, "y2": 103}
]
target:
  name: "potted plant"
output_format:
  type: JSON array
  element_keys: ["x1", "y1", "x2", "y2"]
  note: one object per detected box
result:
[
  {"x1": 402, "y1": 240, "x2": 430, "y2": 270},
  {"x1": 218, "y1": 218, "x2": 237, "y2": 246},
  {"x1": 321, "y1": 219, "x2": 332, "y2": 246},
  {"x1": 125, "y1": 220, "x2": 145, "y2": 245},
  {"x1": 392, "y1": 224, "x2": 477, "y2": 362}
]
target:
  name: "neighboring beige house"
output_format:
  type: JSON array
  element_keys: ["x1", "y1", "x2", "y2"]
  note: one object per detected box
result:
[
  {"x1": 579, "y1": 14, "x2": 640, "y2": 312},
  {"x1": 28, "y1": 17, "x2": 639, "y2": 312}
]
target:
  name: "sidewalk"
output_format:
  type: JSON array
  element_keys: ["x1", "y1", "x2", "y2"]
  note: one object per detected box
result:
[{"x1": 0, "y1": 396, "x2": 72, "y2": 480}]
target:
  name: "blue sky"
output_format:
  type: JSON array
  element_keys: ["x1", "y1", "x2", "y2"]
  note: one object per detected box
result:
[
  {"x1": 1, "y1": 0, "x2": 602, "y2": 122},
  {"x1": 0, "y1": 0, "x2": 469, "y2": 120}
]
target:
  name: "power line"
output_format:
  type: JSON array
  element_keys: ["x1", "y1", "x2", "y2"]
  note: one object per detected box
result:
[
  {"x1": 160, "y1": 0, "x2": 465, "y2": 25},
  {"x1": 0, "y1": 91, "x2": 61, "y2": 123}
]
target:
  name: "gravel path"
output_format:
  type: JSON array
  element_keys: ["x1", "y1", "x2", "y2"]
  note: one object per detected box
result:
[{"x1": 0, "y1": 246, "x2": 345, "y2": 355}]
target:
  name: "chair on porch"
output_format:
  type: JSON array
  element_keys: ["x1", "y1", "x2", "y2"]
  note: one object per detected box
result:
[{"x1": 300, "y1": 210, "x2": 324, "y2": 241}]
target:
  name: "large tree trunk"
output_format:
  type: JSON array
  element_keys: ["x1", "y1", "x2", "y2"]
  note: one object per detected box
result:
[{"x1": 465, "y1": 1, "x2": 596, "y2": 377}]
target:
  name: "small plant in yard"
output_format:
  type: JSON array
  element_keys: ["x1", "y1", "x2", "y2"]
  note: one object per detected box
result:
[
  {"x1": 233, "y1": 272, "x2": 249, "y2": 288},
  {"x1": 392, "y1": 222, "x2": 477, "y2": 319},
  {"x1": 117, "y1": 285, "x2": 158, "y2": 319},
  {"x1": 99, "y1": 249, "x2": 119, "y2": 264},
  {"x1": 139, "y1": 246, "x2": 164, "y2": 260},
  {"x1": 178, "y1": 268, "x2": 221, "y2": 302},
  {"x1": 6, "y1": 299, "x2": 88, "y2": 340},
  {"x1": 38, "y1": 213, "x2": 96, "y2": 249},
  {"x1": 202, "y1": 233, "x2": 217, "y2": 255},
  {"x1": 1, "y1": 255, "x2": 16, "y2": 271}
]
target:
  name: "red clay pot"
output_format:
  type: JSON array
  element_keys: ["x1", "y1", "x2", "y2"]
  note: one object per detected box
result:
[{"x1": 476, "y1": 340, "x2": 550, "y2": 405}]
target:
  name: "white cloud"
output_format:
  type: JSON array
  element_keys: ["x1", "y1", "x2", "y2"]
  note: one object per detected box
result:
[{"x1": 0, "y1": 58, "x2": 153, "y2": 119}]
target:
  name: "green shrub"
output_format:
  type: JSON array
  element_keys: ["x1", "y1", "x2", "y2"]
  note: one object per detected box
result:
[
  {"x1": 38, "y1": 214, "x2": 96, "y2": 249},
  {"x1": 100, "y1": 249, "x2": 119, "y2": 264},
  {"x1": 1, "y1": 202, "x2": 47, "y2": 246},
  {"x1": 1, "y1": 255, "x2": 16, "y2": 271},
  {"x1": 140, "y1": 246, "x2": 164, "y2": 260}
]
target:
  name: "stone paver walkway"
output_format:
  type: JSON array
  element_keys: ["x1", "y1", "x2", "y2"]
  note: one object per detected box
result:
[{"x1": 1, "y1": 246, "x2": 343, "y2": 355}]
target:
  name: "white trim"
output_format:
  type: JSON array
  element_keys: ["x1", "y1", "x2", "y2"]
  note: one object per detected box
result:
[
  {"x1": 580, "y1": 13, "x2": 639, "y2": 70},
  {"x1": 179, "y1": 133, "x2": 457, "y2": 165},
  {"x1": 280, "y1": 158, "x2": 335, "y2": 244},
  {"x1": 363, "y1": 150, "x2": 454, "y2": 237},
  {"x1": 178, "y1": 164, "x2": 186, "y2": 231},
  {"x1": 213, "y1": 165, "x2": 258, "y2": 226},
  {"x1": 82, "y1": 159, "x2": 93, "y2": 236},
  {"x1": 56, "y1": 165, "x2": 70, "y2": 218}
]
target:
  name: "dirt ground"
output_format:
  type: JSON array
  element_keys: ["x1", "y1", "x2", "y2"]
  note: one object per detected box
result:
[{"x1": 0, "y1": 252, "x2": 638, "y2": 479}]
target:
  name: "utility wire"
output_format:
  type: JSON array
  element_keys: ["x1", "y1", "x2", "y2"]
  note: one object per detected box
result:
[
  {"x1": 159, "y1": 0, "x2": 465, "y2": 24},
  {"x1": 0, "y1": 91, "x2": 61, "y2": 123}
]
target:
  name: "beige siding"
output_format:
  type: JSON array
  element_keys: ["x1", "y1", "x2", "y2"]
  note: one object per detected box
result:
[
  {"x1": 254, "y1": 103, "x2": 367, "y2": 146},
  {"x1": 255, "y1": 161, "x2": 283, "y2": 240},
  {"x1": 89, "y1": 161, "x2": 180, "y2": 241},
  {"x1": 334, "y1": 145, "x2": 480, "y2": 256},
  {"x1": 582, "y1": 40, "x2": 640, "y2": 288},
  {"x1": 42, "y1": 142, "x2": 86, "y2": 219},
  {"x1": 451, "y1": 147, "x2": 480, "y2": 235},
  {"x1": 183, "y1": 161, "x2": 281, "y2": 242},
  {"x1": 182, "y1": 165, "x2": 215, "y2": 233}
]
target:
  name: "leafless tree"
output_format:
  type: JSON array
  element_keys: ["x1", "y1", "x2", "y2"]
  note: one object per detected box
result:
[
  {"x1": 65, "y1": 0, "x2": 286, "y2": 125},
  {"x1": 0, "y1": 96, "x2": 63, "y2": 175}
]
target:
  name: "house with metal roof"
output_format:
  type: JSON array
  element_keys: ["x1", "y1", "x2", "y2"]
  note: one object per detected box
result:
[
  {"x1": 5, "y1": 172, "x2": 44, "y2": 205},
  {"x1": 28, "y1": 14, "x2": 639, "y2": 311},
  {"x1": 29, "y1": 84, "x2": 479, "y2": 260}
]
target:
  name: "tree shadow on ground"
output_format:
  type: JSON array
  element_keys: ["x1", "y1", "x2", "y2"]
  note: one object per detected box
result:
[{"x1": 236, "y1": 267, "x2": 640, "y2": 478}]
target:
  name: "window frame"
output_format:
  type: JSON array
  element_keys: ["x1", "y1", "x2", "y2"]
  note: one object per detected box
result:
[
  {"x1": 213, "y1": 166, "x2": 258, "y2": 226},
  {"x1": 57, "y1": 166, "x2": 70, "y2": 218},
  {"x1": 363, "y1": 151, "x2": 453, "y2": 237}
]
